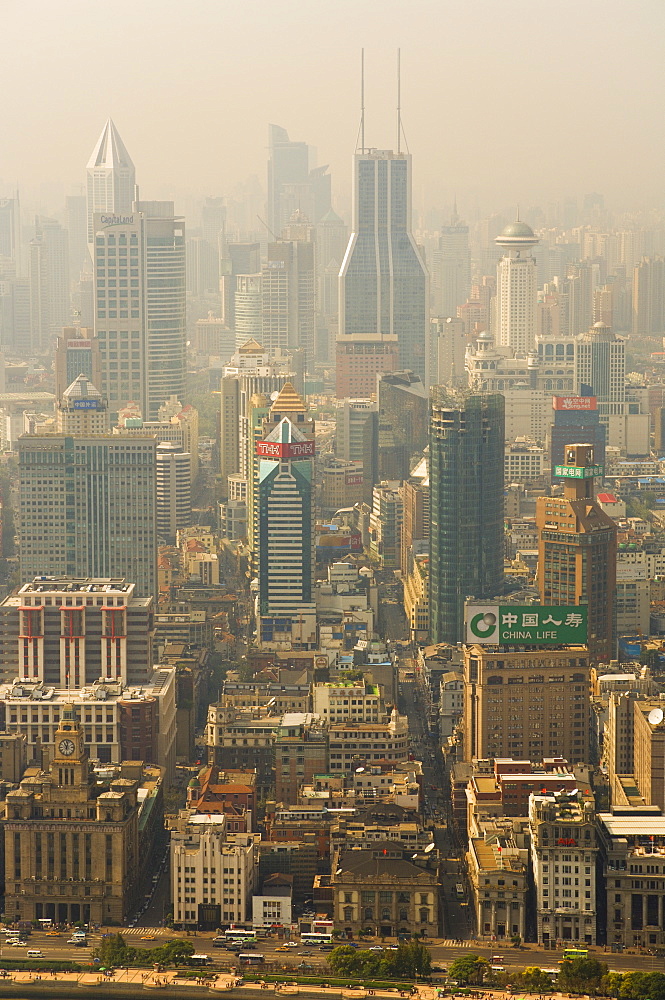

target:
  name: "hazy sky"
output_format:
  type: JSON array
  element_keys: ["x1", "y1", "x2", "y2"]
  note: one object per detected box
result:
[{"x1": 3, "y1": 0, "x2": 665, "y2": 218}]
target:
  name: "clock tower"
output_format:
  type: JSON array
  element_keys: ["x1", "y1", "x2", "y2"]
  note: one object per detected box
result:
[{"x1": 51, "y1": 703, "x2": 92, "y2": 801}]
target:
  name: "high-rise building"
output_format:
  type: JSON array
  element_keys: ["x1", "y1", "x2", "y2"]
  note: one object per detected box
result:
[
  {"x1": 18, "y1": 432, "x2": 157, "y2": 598},
  {"x1": 429, "y1": 317, "x2": 468, "y2": 387},
  {"x1": 339, "y1": 149, "x2": 428, "y2": 382},
  {"x1": 220, "y1": 242, "x2": 260, "y2": 327},
  {"x1": 574, "y1": 322, "x2": 625, "y2": 407},
  {"x1": 218, "y1": 344, "x2": 294, "y2": 499},
  {"x1": 335, "y1": 332, "x2": 399, "y2": 399},
  {"x1": 92, "y1": 202, "x2": 186, "y2": 419},
  {"x1": 0, "y1": 277, "x2": 31, "y2": 353},
  {"x1": 29, "y1": 216, "x2": 70, "y2": 348},
  {"x1": 267, "y1": 125, "x2": 331, "y2": 236},
  {"x1": 86, "y1": 118, "x2": 136, "y2": 245},
  {"x1": 234, "y1": 273, "x2": 263, "y2": 347},
  {"x1": 463, "y1": 644, "x2": 590, "y2": 762},
  {"x1": 529, "y1": 789, "x2": 598, "y2": 946},
  {"x1": 0, "y1": 577, "x2": 154, "y2": 688},
  {"x1": 56, "y1": 374, "x2": 109, "y2": 434},
  {"x1": 494, "y1": 220, "x2": 539, "y2": 354},
  {"x1": 54, "y1": 326, "x2": 102, "y2": 401},
  {"x1": 256, "y1": 383, "x2": 316, "y2": 645},
  {"x1": 632, "y1": 257, "x2": 665, "y2": 336},
  {"x1": 432, "y1": 210, "x2": 471, "y2": 318},
  {"x1": 65, "y1": 194, "x2": 89, "y2": 279},
  {"x1": 0, "y1": 198, "x2": 19, "y2": 263},
  {"x1": 262, "y1": 241, "x2": 315, "y2": 370},
  {"x1": 567, "y1": 261, "x2": 595, "y2": 337},
  {"x1": 156, "y1": 441, "x2": 191, "y2": 544},
  {"x1": 376, "y1": 370, "x2": 428, "y2": 482},
  {"x1": 537, "y1": 443, "x2": 617, "y2": 662},
  {"x1": 429, "y1": 389, "x2": 504, "y2": 644},
  {"x1": 549, "y1": 394, "x2": 605, "y2": 477},
  {"x1": 268, "y1": 124, "x2": 310, "y2": 237}
]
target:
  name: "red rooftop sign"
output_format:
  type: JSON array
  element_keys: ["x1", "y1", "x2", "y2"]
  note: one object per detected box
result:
[
  {"x1": 257, "y1": 439, "x2": 315, "y2": 459},
  {"x1": 553, "y1": 396, "x2": 597, "y2": 411}
]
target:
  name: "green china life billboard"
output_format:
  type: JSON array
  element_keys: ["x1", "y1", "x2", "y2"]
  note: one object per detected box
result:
[{"x1": 466, "y1": 605, "x2": 588, "y2": 645}]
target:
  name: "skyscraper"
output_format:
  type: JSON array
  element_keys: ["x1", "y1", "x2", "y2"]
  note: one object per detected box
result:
[
  {"x1": 54, "y1": 327, "x2": 102, "y2": 401},
  {"x1": 156, "y1": 441, "x2": 191, "y2": 544},
  {"x1": 339, "y1": 149, "x2": 428, "y2": 382},
  {"x1": 495, "y1": 220, "x2": 539, "y2": 354},
  {"x1": 86, "y1": 119, "x2": 136, "y2": 244},
  {"x1": 433, "y1": 209, "x2": 471, "y2": 318},
  {"x1": 256, "y1": 383, "x2": 316, "y2": 647},
  {"x1": 537, "y1": 443, "x2": 617, "y2": 662},
  {"x1": 93, "y1": 202, "x2": 186, "y2": 419},
  {"x1": 429, "y1": 388, "x2": 505, "y2": 644},
  {"x1": 267, "y1": 125, "x2": 331, "y2": 235},
  {"x1": 29, "y1": 216, "x2": 70, "y2": 348},
  {"x1": 261, "y1": 240, "x2": 315, "y2": 370},
  {"x1": 18, "y1": 428, "x2": 157, "y2": 598}
]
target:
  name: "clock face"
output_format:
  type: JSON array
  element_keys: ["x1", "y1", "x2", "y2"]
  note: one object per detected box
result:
[{"x1": 58, "y1": 738, "x2": 75, "y2": 757}]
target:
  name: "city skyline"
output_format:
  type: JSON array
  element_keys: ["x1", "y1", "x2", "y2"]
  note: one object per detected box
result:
[{"x1": 2, "y1": 1, "x2": 665, "y2": 215}]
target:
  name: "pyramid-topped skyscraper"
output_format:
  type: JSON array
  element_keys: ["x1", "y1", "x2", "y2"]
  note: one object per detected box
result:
[{"x1": 86, "y1": 118, "x2": 136, "y2": 242}]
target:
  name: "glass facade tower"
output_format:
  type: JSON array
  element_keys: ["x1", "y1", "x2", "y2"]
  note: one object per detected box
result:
[
  {"x1": 429, "y1": 388, "x2": 505, "y2": 644},
  {"x1": 339, "y1": 150, "x2": 429, "y2": 383}
]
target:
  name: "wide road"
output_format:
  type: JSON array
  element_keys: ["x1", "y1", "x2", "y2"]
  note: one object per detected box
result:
[{"x1": 8, "y1": 931, "x2": 662, "y2": 976}]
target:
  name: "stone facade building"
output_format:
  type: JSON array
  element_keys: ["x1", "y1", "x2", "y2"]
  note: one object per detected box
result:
[
  {"x1": 3, "y1": 704, "x2": 146, "y2": 925},
  {"x1": 332, "y1": 842, "x2": 439, "y2": 939}
]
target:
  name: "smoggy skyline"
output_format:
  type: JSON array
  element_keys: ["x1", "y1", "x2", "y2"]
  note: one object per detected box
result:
[{"x1": 3, "y1": 0, "x2": 665, "y2": 218}]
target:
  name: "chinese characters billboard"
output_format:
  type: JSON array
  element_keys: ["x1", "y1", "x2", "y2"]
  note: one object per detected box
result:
[
  {"x1": 553, "y1": 464, "x2": 603, "y2": 479},
  {"x1": 552, "y1": 396, "x2": 597, "y2": 410},
  {"x1": 466, "y1": 605, "x2": 588, "y2": 645}
]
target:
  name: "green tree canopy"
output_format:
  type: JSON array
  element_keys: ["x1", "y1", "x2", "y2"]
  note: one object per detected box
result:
[
  {"x1": 558, "y1": 956, "x2": 608, "y2": 992},
  {"x1": 448, "y1": 954, "x2": 487, "y2": 985}
]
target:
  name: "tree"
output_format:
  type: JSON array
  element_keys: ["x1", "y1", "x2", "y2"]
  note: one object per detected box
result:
[
  {"x1": 385, "y1": 940, "x2": 432, "y2": 978},
  {"x1": 328, "y1": 945, "x2": 365, "y2": 977},
  {"x1": 558, "y1": 957, "x2": 608, "y2": 992},
  {"x1": 448, "y1": 954, "x2": 487, "y2": 985},
  {"x1": 96, "y1": 933, "x2": 135, "y2": 968},
  {"x1": 517, "y1": 967, "x2": 555, "y2": 992},
  {"x1": 619, "y1": 971, "x2": 665, "y2": 1000}
]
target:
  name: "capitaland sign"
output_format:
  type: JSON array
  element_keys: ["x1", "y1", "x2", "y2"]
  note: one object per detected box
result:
[
  {"x1": 554, "y1": 464, "x2": 604, "y2": 479},
  {"x1": 466, "y1": 604, "x2": 588, "y2": 645},
  {"x1": 99, "y1": 215, "x2": 134, "y2": 225}
]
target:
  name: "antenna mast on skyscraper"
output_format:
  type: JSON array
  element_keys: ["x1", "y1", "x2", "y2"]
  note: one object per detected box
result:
[
  {"x1": 397, "y1": 48, "x2": 401, "y2": 154},
  {"x1": 360, "y1": 49, "x2": 365, "y2": 153}
]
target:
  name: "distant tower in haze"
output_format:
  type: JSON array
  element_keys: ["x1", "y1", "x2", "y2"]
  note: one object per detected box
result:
[
  {"x1": 495, "y1": 220, "x2": 539, "y2": 354},
  {"x1": 86, "y1": 119, "x2": 136, "y2": 244},
  {"x1": 339, "y1": 149, "x2": 428, "y2": 382},
  {"x1": 433, "y1": 205, "x2": 471, "y2": 318}
]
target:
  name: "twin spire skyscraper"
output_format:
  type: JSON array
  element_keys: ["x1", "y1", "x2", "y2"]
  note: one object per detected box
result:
[{"x1": 338, "y1": 53, "x2": 429, "y2": 384}]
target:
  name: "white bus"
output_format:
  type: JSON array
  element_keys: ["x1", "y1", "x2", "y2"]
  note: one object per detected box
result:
[
  {"x1": 225, "y1": 929, "x2": 257, "y2": 943},
  {"x1": 300, "y1": 932, "x2": 333, "y2": 946}
]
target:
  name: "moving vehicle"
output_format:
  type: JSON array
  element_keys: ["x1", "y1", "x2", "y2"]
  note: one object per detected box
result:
[
  {"x1": 561, "y1": 948, "x2": 589, "y2": 961},
  {"x1": 190, "y1": 955, "x2": 211, "y2": 967},
  {"x1": 27, "y1": 950, "x2": 44, "y2": 959},
  {"x1": 276, "y1": 946, "x2": 291, "y2": 953},
  {"x1": 300, "y1": 932, "x2": 333, "y2": 946},
  {"x1": 239, "y1": 953, "x2": 265, "y2": 966},
  {"x1": 455, "y1": 883, "x2": 464, "y2": 898},
  {"x1": 225, "y1": 929, "x2": 256, "y2": 942},
  {"x1": 212, "y1": 937, "x2": 226, "y2": 948}
]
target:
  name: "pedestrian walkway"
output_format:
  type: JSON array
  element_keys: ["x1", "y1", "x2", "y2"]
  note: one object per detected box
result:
[
  {"x1": 122, "y1": 926, "x2": 159, "y2": 936},
  {"x1": 440, "y1": 939, "x2": 473, "y2": 947}
]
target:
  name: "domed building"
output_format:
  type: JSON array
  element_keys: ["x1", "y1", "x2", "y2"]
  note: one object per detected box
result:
[{"x1": 494, "y1": 218, "x2": 540, "y2": 354}]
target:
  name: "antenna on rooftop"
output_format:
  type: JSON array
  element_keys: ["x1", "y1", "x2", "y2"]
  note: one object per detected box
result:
[
  {"x1": 360, "y1": 49, "x2": 365, "y2": 154},
  {"x1": 397, "y1": 48, "x2": 401, "y2": 154}
]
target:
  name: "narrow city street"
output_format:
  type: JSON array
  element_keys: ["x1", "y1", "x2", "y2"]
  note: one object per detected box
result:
[{"x1": 398, "y1": 666, "x2": 474, "y2": 942}]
